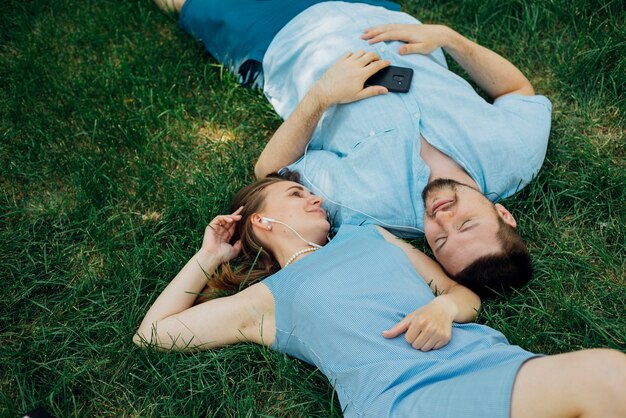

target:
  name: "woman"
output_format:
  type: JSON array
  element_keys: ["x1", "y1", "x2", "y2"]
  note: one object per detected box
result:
[{"x1": 134, "y1": 171, "x2": 626, "y2": 418}]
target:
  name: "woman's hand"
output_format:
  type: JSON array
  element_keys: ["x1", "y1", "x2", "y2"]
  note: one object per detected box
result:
[
  {"x1": 311, "y1": 50, "x2": 390, "y2": 108},
  {"x1": 200, "y1": 207, "x2": 244, "y2": 264},
  {"x1": 362, "y1": 24, "x2": 452, "y2": 56},
  {"x1": 382, "y1": 296, "x2": 457, "y2": 351}
]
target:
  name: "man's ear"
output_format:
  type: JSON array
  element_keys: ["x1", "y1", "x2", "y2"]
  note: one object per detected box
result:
[{"x1": 494, "y1": 203, "x2": 517, "y2": 228}]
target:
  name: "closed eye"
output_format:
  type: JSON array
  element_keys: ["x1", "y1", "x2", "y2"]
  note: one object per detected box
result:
[
  {"x1": 460, "y1": 220, "x2": 478, "y2": 233},
  {"x1": 436, "y1": 221, "x2": 478, "y2": 253}
]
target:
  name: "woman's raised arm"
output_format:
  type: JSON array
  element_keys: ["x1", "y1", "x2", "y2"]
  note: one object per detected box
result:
[{"x1": 133, "y1": 208, "x2": 275, "y2": 351}]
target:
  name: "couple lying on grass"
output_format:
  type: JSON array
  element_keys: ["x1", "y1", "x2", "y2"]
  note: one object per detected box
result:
[{"x1": 136, "y1": 1, "x2": 626, "y2": 417}]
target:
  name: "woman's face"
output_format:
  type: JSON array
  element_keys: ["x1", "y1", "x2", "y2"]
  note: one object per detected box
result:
[{"x1": 258, "y1": 181, "x2": 330, "y2": 245}]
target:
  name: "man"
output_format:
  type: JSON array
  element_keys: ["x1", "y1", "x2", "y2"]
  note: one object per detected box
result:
[{"x1": 159, "y1": 1, "x2": 552, "y2": 297}]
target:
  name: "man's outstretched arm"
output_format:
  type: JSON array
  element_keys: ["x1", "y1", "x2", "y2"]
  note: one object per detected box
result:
[
  {"x1": 363, "y1": 24, "x2": 534, "y2": 100},
  {"x1": 255, "y1": 51, "x2": 389, "y2": 179}
]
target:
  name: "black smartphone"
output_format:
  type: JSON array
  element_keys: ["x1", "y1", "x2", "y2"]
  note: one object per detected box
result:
[{"x1": 364, "y1": 65, "x2": 413, "y2": 93}]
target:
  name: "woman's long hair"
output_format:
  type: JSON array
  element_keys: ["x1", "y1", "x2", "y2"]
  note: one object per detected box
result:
[{"x1": 199, "y1": 171, "x2": 301, "y2": 300}]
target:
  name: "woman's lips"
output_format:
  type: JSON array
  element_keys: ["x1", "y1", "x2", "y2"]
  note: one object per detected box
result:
[{"x1": 310, "y1": 208, "x2": 326, "y2": 217}]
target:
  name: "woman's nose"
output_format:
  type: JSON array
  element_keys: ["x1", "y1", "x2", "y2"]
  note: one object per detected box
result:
[{"x1": 310, "y1": 195, "x2": 323, "y2": 205}]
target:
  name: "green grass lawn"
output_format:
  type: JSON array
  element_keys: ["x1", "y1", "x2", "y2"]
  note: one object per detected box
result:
[{"x1": 1, "y1": 0, "x2": 624, "y2": 416}]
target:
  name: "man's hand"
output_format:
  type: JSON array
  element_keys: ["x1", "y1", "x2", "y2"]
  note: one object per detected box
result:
[
  {"x1": 311, "y1": 50, "x2": 390, "y2": 108},
  {"x1": 383, "y1": 296, "x2": 458, "y2": 351},
  {"x1": 362, "y1": 24, "x2": 451, "y2": 56},
  {"x1": 255, "y1": 51, "x2": 388, "y2": 178},
  {"x1": 364, "y1": 23, "x2": 534, "y2": 99}
]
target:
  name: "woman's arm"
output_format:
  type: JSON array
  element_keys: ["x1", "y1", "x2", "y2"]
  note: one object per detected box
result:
[
  {"x1": 376, "y1": 226, "x2": 481, "y2": 351},
  {"x1": 254, "y1": 51, "x2": 390, "y2": 178},
  {"x1": 134, "y1": 281, "x2": 273, "y2": 351},
  {"x1": 362, "y1": 24, "x2": 535, "y2": 100},
  {"x1": 133, "y1": 209, "x2": 275, "y2": 351}
]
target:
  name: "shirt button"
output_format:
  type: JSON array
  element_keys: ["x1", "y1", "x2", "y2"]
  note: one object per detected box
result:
[
  {"x1": 369, "y1": 131, "x2": 375, "y2": 137},
  {"x1": 380, "y1": 46, "x2": 386, "y2": 53},
  {"x1": 414, "y1": 113, "x2": 420, "y2": 119}
]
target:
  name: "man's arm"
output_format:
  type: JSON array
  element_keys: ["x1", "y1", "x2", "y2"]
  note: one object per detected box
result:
[
  {"x1": 254, "y1": 85, "x2": 328, "y2": 179},
  {"x1": 376, "y1": 226, "x2": 481, "y2": 351},
  {"x1": 255, "y1": 51, "x2": 390, "y2": 178},
  {"x1": 362, "y1": 24, "x2": 535, "y2": 100}
]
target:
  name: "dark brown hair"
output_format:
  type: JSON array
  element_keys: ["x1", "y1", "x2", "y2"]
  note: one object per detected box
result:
[
  {"x1": 451, "y1": 218, "x2": 533, "y2": 299},
  {"x1": 197, "y1": 171, "x2": 301, "y2": 301}
]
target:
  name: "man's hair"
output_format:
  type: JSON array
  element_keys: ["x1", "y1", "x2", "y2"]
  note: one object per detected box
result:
[{"x1": 451, "y1": 218, "x2": 533, "y2": 299}]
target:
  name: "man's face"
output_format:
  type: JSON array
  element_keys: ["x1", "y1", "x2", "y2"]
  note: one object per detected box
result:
[{"x1": 422, "y1": 179, "x2": 517, "y2": 276}]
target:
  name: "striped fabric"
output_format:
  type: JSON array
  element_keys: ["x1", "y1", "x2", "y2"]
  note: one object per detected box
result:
[{"x1": 263, "y1": 224, "x2": 537, "y2": 417}]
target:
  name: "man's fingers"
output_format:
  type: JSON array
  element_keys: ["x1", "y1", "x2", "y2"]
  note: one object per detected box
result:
[
  {"x1": 365, "y1": 32, "x2": 393, "y2": 44},
  {"x1": 416, "y1": 335, "x2": 439, "y2": 352},
  {"x1": 364, "y1": 29, "x2": 410, "y2": 44},
  {"x1": 357, "y1": 51, "x2": 381, "y2": 65},
  {"x1": 420, "y1": 333, "x2": 451, "y2": 351},
  {"x1": 433, "y1": 339, "x2": 449, "y2": 350},
  {"x1": 356, "y1": 86, "x2": 388, "y2": 101},
  {"x1": 410, "y1": 327, "x2": 434, "y2": 350},
  {"x1": 413, "y1": 330, "x2": 451, "y2": 351},
  {"x1": 400, "y1": 43, "x2": 428, "y2": 55},
  {"x1": 365, "y1": 58, "x2": 390, "y2": 75},
  {"x1": 361, "y1": 24, "x2": 399, "y2": 40},
  {"x1": 382, "y1": 320, "x2": 408, "y2": 339},
  {"x1": 351, "y1": 50, "x2": 367, "y2": 59}
]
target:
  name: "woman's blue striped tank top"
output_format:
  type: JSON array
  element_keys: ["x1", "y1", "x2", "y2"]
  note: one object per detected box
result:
[{"x1": 262, "y1": 224, "x2": 536, "y2": 417}]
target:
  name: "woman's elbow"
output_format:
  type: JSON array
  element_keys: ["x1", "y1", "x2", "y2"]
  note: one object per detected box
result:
[
  {"x1": 132, "y1": 326, "x2": 196, "y2": 352},
  {"x1": 133, "y1": 324, "x2": 161, "y2": 349},
  {"x1": 133, "y1": 329, "x2": 149, "y2": 348}
]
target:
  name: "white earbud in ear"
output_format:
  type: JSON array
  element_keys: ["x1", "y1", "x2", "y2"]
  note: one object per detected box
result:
[
  {"x1": 260, "y1": 216, "x2": 273, "y2": 230},
  {"x1": 258, "y1": 216, "x2": 321, "y2": 248}
]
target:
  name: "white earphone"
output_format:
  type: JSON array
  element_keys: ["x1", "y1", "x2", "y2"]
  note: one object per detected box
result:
[{"x1": 260, "y1": 216, "x2": 323, "y2": 248}]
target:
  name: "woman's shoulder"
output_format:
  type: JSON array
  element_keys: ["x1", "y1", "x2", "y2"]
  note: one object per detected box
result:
[
  {"x1": 334, "y1": 222, "x2": 380, "y2": 237},
  {"x1": 235, "y1": 282, "x2": 276, "y2": 345},
  {"x1": 240, "y1": 281, "x2": 274, "y2": 306}
]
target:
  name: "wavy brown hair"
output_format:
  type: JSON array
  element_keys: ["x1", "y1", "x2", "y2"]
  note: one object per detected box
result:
[{"x1": 197, "y1": 171, "x2": 301, "y2": 302}]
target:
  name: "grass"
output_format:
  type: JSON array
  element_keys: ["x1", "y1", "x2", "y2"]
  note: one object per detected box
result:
[{"x1": 1, "y1": 0, "x2": 624, "y2": 416}]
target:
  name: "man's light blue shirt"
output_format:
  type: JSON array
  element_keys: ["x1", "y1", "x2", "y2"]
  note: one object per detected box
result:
[{"x1": 263, "y1": 2, "x2": 552, "y2": 237}]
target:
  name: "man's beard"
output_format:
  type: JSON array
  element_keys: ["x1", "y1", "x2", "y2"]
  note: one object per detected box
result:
[{"x1": 421, "y1": 178, "x2": 468, "y2": 204}]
